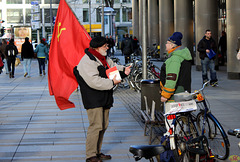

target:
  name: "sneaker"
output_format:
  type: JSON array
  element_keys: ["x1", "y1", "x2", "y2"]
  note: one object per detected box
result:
[
  {"x1": 211, "y1": 82, "x2": 218, "y2": 87},
  {"x1": 40, "y1": 74, "x2": 42, "y2": 76},
  {"x1": 9, "y1": 72, "x2": 12, "y2": 78},
  {"x1": 24, "y1": 72, "x2": 28, "y2": 77},
  {"x1": 43, "y1": 70, "x2": 46, "y2": 75}
]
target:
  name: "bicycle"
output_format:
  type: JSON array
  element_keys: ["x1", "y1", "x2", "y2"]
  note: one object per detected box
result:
[
  {"x1": 129, "y1": 81, "x2": 230, "y2": 161},
  {"x1": 166, "y1": 81, "x2": 230, "y2": 161}
]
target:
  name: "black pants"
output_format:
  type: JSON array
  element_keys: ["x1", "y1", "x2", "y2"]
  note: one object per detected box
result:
[
  {"x1": 37, "y1": 58, "x2": 45, "y2": 74},
  {"x1": 7, "y1": 58, "x2": 16, "y2": 76}
]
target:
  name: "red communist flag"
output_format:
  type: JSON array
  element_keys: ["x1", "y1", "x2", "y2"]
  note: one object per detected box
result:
[{"x1": 48, "y1": 0, "x2": 91, "y2": 110}]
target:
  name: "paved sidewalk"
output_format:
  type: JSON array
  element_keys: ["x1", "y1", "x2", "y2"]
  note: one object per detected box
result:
[{"x1": 0, "y1": 55, "x2": 240, "y2": 162}]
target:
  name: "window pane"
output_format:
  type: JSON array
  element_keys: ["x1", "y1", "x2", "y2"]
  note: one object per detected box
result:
[
  {"x1": 96, "y1": 0, "x2": 101, "y2": 4},
  {"x1": 7, "y1": 9, "x2": 23, "y2": 23},
  {"x1": 96, "y1": 8, "x2": 101, "y2": 22},
  {"x1": 6, "y1": 0, "x2": 22, "y2": 4},
  {"x1": 83, "y1": 8, "x2": 88, "y2": 22},
  {"x1": 26, "y1": 9, "x2": 31, "y2": 23},
  {"x1": 115, "y1": 0, "x2": 120, "y2": 3},
  {"x1": 45, "y1": 9, "x2": 57, "y2": 23},
  {"x1": 122, "y1": 8, "x2": 132, "y2": 22},
  {"x1": 122, "y1": 0, "x2": 131, "y2": 3},
  {"x1": 45, "y1": 0, "x2": 60, "y2": 4},
  {"x1": 26, "y1": 0, "x2": 42, "y2": 4},
  {"x1": 83, "y1": 0, "x2": 88, "y2": 4},
  {"x1": 114, "y1": 8, "x2": 120, "y2": 22}
]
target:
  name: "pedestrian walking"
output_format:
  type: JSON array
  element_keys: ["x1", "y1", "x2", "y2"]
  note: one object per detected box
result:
[
  {"x1": 132, "y1": 36, "x2": 140, "y2": 55},
  {"x1": 74, "y1": 36, "x2": 131, "y2": 162},
  {"x1": 109, "y1": 36, "x2": 115, "y2": 56},
  {"x1": 34, "y1": 39, "x2": 48, "y2": 76},
  {"x1": 197, "y1": 29, "x2": 218, "y2": 87},
  {"x1": 0, "y1": 39, "x2": 9, "y2": 74},
  {"x1": 218, "y1": 31, "x2": 227, "y2": 66},
  {"x1": 21, "y1": 37, "x2": 34, "y2": 78},
  {"x1": 5, "y1": 39, "x2": 18, "y2": 78},
  {"x1": 160, "y1": 32, "x2": 192, "y2": 103},
  {"x1": 121, "y1": 34, "x2": 133, "y2": 64}
]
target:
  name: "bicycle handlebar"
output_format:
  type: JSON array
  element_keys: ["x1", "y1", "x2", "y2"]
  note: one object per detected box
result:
[{"x1": 174, "y1": 81, "x2": 210, "y2": 102}]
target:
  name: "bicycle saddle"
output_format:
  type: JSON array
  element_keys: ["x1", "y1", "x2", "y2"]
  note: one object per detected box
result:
[{"x1": 129, "y1": 145, "x2": 165, "y2": 160}]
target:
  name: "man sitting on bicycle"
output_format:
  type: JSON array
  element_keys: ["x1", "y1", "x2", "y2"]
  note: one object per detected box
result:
[{"x1": 160, "y1": 32, "x2": 192, "y2": 103}]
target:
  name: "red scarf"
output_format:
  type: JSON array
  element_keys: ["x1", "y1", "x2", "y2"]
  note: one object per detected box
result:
[{"x1": 88, "y1": 48, "x2": 108, "y2": 67}]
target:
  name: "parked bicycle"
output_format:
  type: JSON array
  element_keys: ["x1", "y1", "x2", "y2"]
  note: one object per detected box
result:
[{"x1": 129, "y1": 81, "x2": 230, "y2": 161}]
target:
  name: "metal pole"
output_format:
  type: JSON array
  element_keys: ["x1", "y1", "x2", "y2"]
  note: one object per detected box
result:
[
  {"x1": 142, "y1": 0, "x2": 147, "y2": 79},
  {"x1": 50, "y1": 0, "x2": 53, "y2": 34},
  {"x1": 89, "y1": 0, "x2": 92, "y2": 37},
  {"x1": 101, "y1": 0, "x2": 105, "y2": 37}
]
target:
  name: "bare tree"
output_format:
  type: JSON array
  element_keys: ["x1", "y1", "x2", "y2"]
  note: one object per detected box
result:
[{"x1": 104, "y1": 0, "x2": 114, "y2": 8}]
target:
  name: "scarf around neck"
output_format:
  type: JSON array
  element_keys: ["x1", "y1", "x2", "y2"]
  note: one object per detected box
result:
[{"x1": 88, "y1": 48, "x2": 108, "y2": 67}]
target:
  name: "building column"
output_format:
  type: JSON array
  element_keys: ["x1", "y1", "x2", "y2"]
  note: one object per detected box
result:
[
  {"x1": 138, "y1": 0, "x2": 143, "y2": 44},
  {"x1": 132, "y1": 0, "x2": 139, "y2": 39},
  {"x1": 195, "y1": 0, "x2": 218, "y2": 70},
  {"x1": 148, "y1": 0, "x2": 159, "y2": 47},
  {"x1": 174, "y1": 0, "x2": 193, "y2": 60},
  {"x1": 226, "y1": 0, "x2": 240, "y2": 79},
  {"x1": 159, "y1": 0, "x2": 174, "y2": 59}
]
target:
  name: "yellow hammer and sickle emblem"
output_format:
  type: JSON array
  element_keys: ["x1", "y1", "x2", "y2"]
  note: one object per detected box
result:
[{"x1": 57, "y1": 22, "x2": 66, "y2": 42}]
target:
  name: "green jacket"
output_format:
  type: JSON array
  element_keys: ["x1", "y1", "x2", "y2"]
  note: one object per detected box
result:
[{"x1": 160, "y1": 46, "x2": 192, "y2": 100}]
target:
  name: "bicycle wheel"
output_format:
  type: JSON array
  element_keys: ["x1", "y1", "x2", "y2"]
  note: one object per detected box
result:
[
  {"x1": 173, "y1": 115, "x2": 198, "y2": 162},
  {"x1": 134, "y1": 71, "x2": 156, "y2": 91},
  {"x1": 196, "y1": 112, "x2": 229, "y2": 160}
]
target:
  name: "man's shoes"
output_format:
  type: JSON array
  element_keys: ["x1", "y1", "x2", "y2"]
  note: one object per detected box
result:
[
  {"x1": 12, "y1": 75, "x2": 14, "y2": 78},
  {"x1": 86, "y1": 156, "x2": 102, "y2": 162},
  {"x1": 9, "y1": 72, "x2": 12, "y2": 78},
  {"x1": 211, "y1": 82, "x2": 218, "y2": 87},
  {"x1": 40, "y1": 73, "x2": 42, "y2": 76},
  {"x1": 43, "y1": 70, "x2": 46, "y2": 75},
  {"x1": 24, "y1": 72, "x2": 28, "y2": 77},
  {"x1": 97, "y1": 153, "x2": 112, "y2": 160}
]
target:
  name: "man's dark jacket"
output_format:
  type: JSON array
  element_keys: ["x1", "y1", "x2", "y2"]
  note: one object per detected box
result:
[
  {"x1": 121, "y1": 37, "x2": 133, "y2": 56},
  {"x1": 197, "y1": 36, "x2": 217, "y2": 60},
  {"x1": 21, "y1": 41, "x2": 34, "y2": 59}
]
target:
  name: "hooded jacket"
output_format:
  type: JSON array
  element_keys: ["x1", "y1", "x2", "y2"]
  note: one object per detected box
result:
[
  {"x1": 160, "y1": 46, "x2": 192, "y2": 101},
  {"x1": 34, "y1": 43, "x2": 48, "y2": 58}
]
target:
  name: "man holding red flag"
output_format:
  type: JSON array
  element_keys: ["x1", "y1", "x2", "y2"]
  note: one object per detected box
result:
[
  {"x1": 74, "y1": 36, "x2": 131, "y2": 162},
  {"x1": 48, "y1": 0, "x2": 91, "y2": 110}
]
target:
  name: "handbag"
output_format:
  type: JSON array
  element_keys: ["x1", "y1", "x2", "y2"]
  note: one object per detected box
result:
[
  {"x1": 237, "y1": 49, "x2": 240, "y2": 60},
  {"x1": 206, "y1": 49, "x2": 216, "y2": 59}
]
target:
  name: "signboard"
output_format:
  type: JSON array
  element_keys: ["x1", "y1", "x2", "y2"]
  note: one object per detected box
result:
[
  {"x1": 14, "y1": 26, "x2": 32, "y2": 52},
  {"x1": 31, "y1": 1, "x2": 41, "y2": 30}
]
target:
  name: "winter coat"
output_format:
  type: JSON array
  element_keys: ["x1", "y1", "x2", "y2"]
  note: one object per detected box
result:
[
  {"x1": 5, "y1": 43, "x2": 18, "y2": 59},
  {"x1": 160, "y1": 46, "x2": 192, "y2": 101},
  {"x1": 121, "y1": 37, "x2": 133, "y2": 56},
  {"x1": 75, "y1": 48, "x2": 126, "y2": 109},
  {"x1": 34, "y1": 43, "x2": 48, "y2": 58},
  {"x1": 21, "y1": 42, "x2": 34, "y2": 59},
  {"x1": 197, "y1": 36, "x2": 217, "y2": 60}
]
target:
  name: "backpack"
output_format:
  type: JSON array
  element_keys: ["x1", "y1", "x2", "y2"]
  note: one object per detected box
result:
[
  {"x1": 8, "y1": 48, "x2": 15, "y2": 57},
  {"x1": 160, "y1": 136, "x2": 176, "y2": 162}
]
